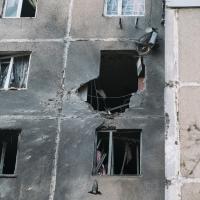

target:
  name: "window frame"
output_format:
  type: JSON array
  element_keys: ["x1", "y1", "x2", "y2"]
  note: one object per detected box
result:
[
  {"x1": 2, "y1": 0, "x2": 37, "y2": 18},
  {"x1": 93, "y1": 129, "x2": 142, "y2": 177},
  {"x1": 0, "y1": 53, "x2": 31, "y2": 91},
  {"x1": 103, "y1": 0, "x2": 145, "y2": 17}
]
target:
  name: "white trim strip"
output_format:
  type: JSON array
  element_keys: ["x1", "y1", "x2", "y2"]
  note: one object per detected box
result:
[
  {"x1": 107, "y1": 131, "x2": 113, "y2": 175},
  {"x1": 104, "y1": 0, "x2": 108, "y2": 16},
  {"x1": 4, "y1": 57, "x2": 13, "y2": 90},
  {"x1": 24, "y1": 54, "x2": 31, "y2": 89},
  {"x1": 118, "y1": 0, "x2": 122, "y2": 15},
  {"x1": 2, "y1": 0, "x2": 8, "y2": 17},
  {"x1": 16, "y1": 0, "x2": 23, "y2": 17},
  {"x1": 0, "y1": 142, "x2": 7, "y2": 173}
]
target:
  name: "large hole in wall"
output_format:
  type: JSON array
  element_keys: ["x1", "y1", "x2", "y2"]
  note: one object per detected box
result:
[{"x1": 78, "y1": 50, "x2": 145, "y2": 113}]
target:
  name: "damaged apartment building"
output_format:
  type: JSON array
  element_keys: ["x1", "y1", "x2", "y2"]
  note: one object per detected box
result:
[{"x1": 0, "y1": 0, "x2": 164, "y2": 200}]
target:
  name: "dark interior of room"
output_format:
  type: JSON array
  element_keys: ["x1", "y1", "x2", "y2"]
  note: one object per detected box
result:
[
  {"x1": 21, "y1": 0, "x2": 36, "y2": 17},
  {"x1": 86, "y1": 50, "x2": 144, "y2": 113},
  {"x1": 94, "y1": 129, "x2": 141, "y2": 176},
  {"x1": 0, "y1": 130, "x2": 20, "y2": 174}
]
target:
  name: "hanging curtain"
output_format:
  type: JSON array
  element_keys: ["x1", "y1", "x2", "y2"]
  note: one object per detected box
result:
[
  {"x1": 122, "y1": 0, "x2": 145, "y2": 16},
  {"x1": 0, "y1": 64, "x2": 9, "y2": 88},
  {"x1": 9, "y1": 56, "x2": 29, "y2": 88},
  {"x1": 4, "y1": 0, "x2": 19, "y2": 17},
  {"x1": 122, "y1": 0, "x2": 134, "y2": 15},
  {"x1": 0, "y1": 59, "x2": 11, "y2": 89},
  {"x1": 107, "y1": 0, "x2": 118, "y2": 15}
]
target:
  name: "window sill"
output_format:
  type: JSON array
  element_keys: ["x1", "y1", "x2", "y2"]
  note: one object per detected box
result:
[
  {"x1": 0, "y1": 88, "x2": 27, "y2": 91},
  {"x1": 103, "y1": 14, "x2": 145, "y2": 18},
  {"x1": 166, "y1": 0, "x2": 200, "y2": 8},
  {"x1": 0, "y1": 174, "x2": 17, "y2": 178},
  {"x1": 92, "y1": 174, "x2": 143, "y2": 179},
  {"x1": 1, "y1": 17, "x2": 36, "y2": 19}
]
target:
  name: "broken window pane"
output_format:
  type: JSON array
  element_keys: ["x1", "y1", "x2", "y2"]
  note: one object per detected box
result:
[
  {"x1": 0, "y1": 130, "x2": 20, "y2": 175},
  {"x1": 4, "y1": 0, "x2": 20, "y2": 17},
  {"x1": 4, "y1": 0, "x2": 37, "y2": 17},
  {"x1": 84, "y1": 50, "x2": 145, "y2": 113},
  {"x1": 0, "y1": 53, "x2": 30, "y2": 90},
  {"x1": 93, "y1": 129, "x2": 141, "y2": 176},
  {"x1": 107, "y1": 0, "x2": 118, "y2": 15}
]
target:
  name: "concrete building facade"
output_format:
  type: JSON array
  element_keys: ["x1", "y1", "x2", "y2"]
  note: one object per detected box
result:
[
  {"x1": 0, "y1": 0, "x2": 164, "y2": 200},
  {"x1": 166, "y1": 1, "x2": 200, "y2": 200}
]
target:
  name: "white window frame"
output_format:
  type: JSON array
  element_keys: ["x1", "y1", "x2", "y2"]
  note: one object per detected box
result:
[
  {"x1": 0, "y1": 142, "x2": 7, "y2": 174},
  {"x1": 0, "y1": 53, "x2": 31, "y2": 90},
  {"x1": 2, "y1": 0, "x2": 37, "y2": 18},
  {"x1": 94, "y1": 129, "x2": 142, "y2": 176},
  {"x1": 104, "y1": 0, "x2": 145, "y2": 17},
  {"x1": 166, "y1": 0, "x2": 200, "y2": 8}
]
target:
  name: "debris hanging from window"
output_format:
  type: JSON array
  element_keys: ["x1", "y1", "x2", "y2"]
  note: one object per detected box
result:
[{"x1": 93, "y1": 129, "x2": 141, "y2": 176}]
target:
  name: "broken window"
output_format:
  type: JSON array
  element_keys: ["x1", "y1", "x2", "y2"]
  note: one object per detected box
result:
[
  {"x1": 93, "y1": 129, "x2": 141, "y2": 176},
  {"x1": 0, "y1": 53, "x2": 31, "y2": 90},
  {"x1": 105, "y1": 0, "x2": 145, "y2": 16},
  {"x1": 0, "y1": 130, "x2": 20, "y2": 175},
  {"x1": 80, "y1": 50, "x2": 145, "y2": 113},
  {"x1": 3, "y1": 0, "x2": 37, "y2": 18}
]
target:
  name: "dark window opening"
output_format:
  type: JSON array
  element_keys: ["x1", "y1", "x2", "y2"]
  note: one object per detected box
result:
[
  {"x1": 93, "y1": 129, "x2": 141, "y2": 176},
  {"x1": 79, "y1": 50, "x2": 145, "y2": 113},
  {"x1": 0, "y1": 130, "x2": 20, "y2": 175},
  {"x1": 21, "y1": 0, "x2": 36, "y2": 17}
]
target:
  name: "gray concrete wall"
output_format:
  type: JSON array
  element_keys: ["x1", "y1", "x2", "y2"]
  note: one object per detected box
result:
[
  {"x1": 0, "y1": 118, "x2": 57, "y2": 200},
  {"x1": 0, "y1": 0, "x2": 69, "y2": 39},
  {"x1": 0, "y1": 0, "x2": 165, "y2": 199},
  {"x1": 165, "y1": 8, "x2": 200, "y2": 200}
]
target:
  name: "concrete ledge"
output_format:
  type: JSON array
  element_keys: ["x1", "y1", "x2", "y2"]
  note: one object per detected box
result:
[{"x1": 166, "y1": 0, "x2": 200, "y2": 8}]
